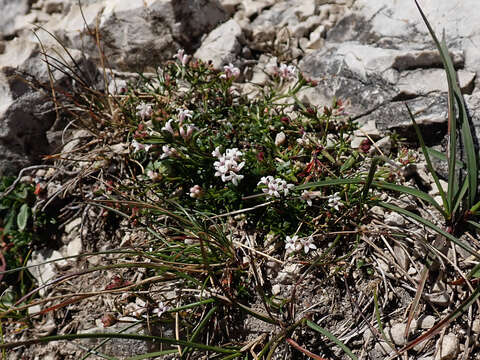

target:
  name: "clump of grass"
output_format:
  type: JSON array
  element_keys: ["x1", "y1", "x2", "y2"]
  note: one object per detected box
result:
[{"x1": 2, "y1": 3, "x2": 480, "y2": 358}]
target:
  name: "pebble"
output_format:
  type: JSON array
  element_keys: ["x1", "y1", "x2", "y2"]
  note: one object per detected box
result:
[
  {"x1": 435, "y1": 333, "x2": 458, "y2": 360},
  {"x1": 472, "y1": 319, "x2": 480, "y2": 333},
  {"x1": 370, "y1": 205, "x2": 384, "y2": 217},
  {"x1": 373, "y1": 341, "x2": 394, "y2": 356},
  {"x1": 418, "y1": 315, "x2": 436, "y2": 329},
  {"x1": 384, "y1": 212, "x2": 405, "y2": 226},
  {"x1": 390, "y1": 323, "x2": 409, "y2": 346},
  {"x1": 272, "y1": 284, "x2": 281, "y2": 295}
]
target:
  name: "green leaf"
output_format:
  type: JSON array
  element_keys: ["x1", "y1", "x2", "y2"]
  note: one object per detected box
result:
[
  {"x1": 306, "y1": 320, "x2": 358, "y2": 360},
  {"x1": 372, "y1": 180, "x2": 446, "y2": 217},
  {"x1": 425, "y1": 147, "x2": 464, "y2": 168},
  {"x1": 16, "y1": 204, "x2": 30, "y2": 232},
  {"x1": 406, "y1": 104, "x2": 449, "y2": 216},
  {"x1": 378, "y1": 201, "x2": 480, "y2": 260}
]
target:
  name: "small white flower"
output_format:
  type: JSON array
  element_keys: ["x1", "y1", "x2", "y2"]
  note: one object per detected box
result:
[
  {"x1": 296, "y1": 134, "x2": 311, "y2": 146},
  {"x1": 189, "y1": 185, "x2": 203, "y2": 198},
  {"x1": 174, "y1": 49, "x2": 189, "y2": 66},
  {"x1": 153, "y1": 301, "x2": 168, "y2": 318},
  {"x1": 301, "y1": 190, "x2": 316, "y2": 206},
  {"x1": 161, "y1": 145, "x2": 177, "y2": 159},
  {"x1": 278, "y1": 63, "x2": 296, "y2": 80},
  {"x1": 177, "y1": 108, "x2": 193, "y2": 124},
  {"x1": 131, "y1": 139, "x2": 152, "y2": 153},
  {"x1": 161, "y1": 119, "x2": 175, "y2": 135},
  {"x1": 212, "y1": 146, "x2": 222, "y2": 158},
  {"x1": 136, "y1": 102, "x2": 153, "y2": 120},
  {"x1": 147, "y1": 170, "x2": 161, "y2": 181},
  {"x1": 300, "y1": 236, "x2": 317, "y2": 254},
  {"x1": 285, "y1": 235, "x2": 298, "y2": 254},
  {"x1": 328, "y1": 192, "x2": 342, "y2": 211},
  {"x1": 220, "y1": 63, "x2": 240, "y2": 80}
]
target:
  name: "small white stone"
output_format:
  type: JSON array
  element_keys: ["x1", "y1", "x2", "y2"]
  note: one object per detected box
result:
[
  {"x1": 275, "y1": 132, "x2": 286, "y2": 146},
  {"x1": 373, "y1": 341, "x2": 394, "y2": 356},
  {"x1": 28, "y1": 304, "x2": 42, "y2": 315},
  {"x1": 370, "y1": 205, "x2": 384, "y2": 217},
  {"x1": 429, "y1": 180, "x2": 448, "y2": 196},
  {"x1": 66, "y1": 236, "x2": 82, "y2": 257},
  {"x1": 384, "y1": 212, "x2": 405, "y2": 226},
  {"x1": 418, "y1": 315, "x2": 436, "y2": 329},
  {"x1": 64, "y1": 217, "x2": 82, "y2": 234},
  {"x1": 272, "y1": 284, "x2": 281, "y2": 295},
  {"x1": 390, "y1": 323, "x2": 408, "y2": 346},
  {"x1": 435, "y1": 333, "x2": 458, "y2": 360},
  {"x1": 351, "y1": 136, "x2": 367, "y2": 149},
  {"x1": 472, "y1": 319, "x2": 480, "y2": 333}
]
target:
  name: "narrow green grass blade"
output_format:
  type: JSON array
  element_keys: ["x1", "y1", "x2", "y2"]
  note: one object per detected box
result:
[
  {"x1": 455, "y1": 89, "x2": 477, "y2": 209},
  {"x1": 405, "y1": 104, "x2": 449, "y2": 215},
  {"x1": 372, "y1": 180, "x2": 445, "y2": 217},
  {"x1": 306, "y1": 320, "x2": 358, "y2": 360},
  {"x1": 452, "y1": 177, "x2": 468, "y2": 216},
  {"x1": 378, "y1": 201, "x2": 480, "y2": 260},
  {"x1": 440, "y1": 36, "x2": 476, "y2": 210},
  {"x1": 125, "y1": 350, "x2": 179, "y2": 360},
  {"x1": 295, "y1": 178, "x2": 364, "y2": 191},
  {"x1": 182, "y1": 306, "x2": 218, "y2": 359},
  {"x1": 362, "y1": 158, "x2": 379, "y2": 201},
  {"x1": 414, "y1": 1, "x2": 457, "y2": 215},
  {"x1": 426, "y1": 147, "x2": 464, "y2": 168},
  {"x1": 0, "y1": 333, "x2": 239, "y2": 354}
]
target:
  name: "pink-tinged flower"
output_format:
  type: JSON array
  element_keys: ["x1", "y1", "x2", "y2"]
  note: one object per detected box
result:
[
  {"x1": 160, "y1": 145, "x2": 177, "y2": 159},
  {"x1": 147, "y1": 170, "x2": 161, "y2": 181},
  {"x1": 220, "y1": 63, "x2": 240, "y2": 80},
  {"x1": 300, "y1": 236, "x2": 317, "y2": 254},
  {"x1": 179, "y1": 125, "x2": 196, "y2": 140},
  {"x1": 189, "y1": 185, "x2": 203, "y2": 198},
  {"x1": 174, "y1": 49, "x2": 189, "y2": 66},
  {"x1": 161, "y1": 119, "x2": 175, "y2": 135},
  {"x1": 131, "y1": 139, "x2": 152, "y2": 153},
  {"x1": 328, "y1": 192, "x2": 342, "y2": 211},
  {"x1": 211, "y1": 146, "x2": 222, "y2": 158},
  {"x1": 177, "y1": 108, "x2": 193, "y2": 124},
  {"x1": 278, "y1": 63, "x2": 296, "y2": 80},
  {"x1": 136, "y1": 102, "x2": 153, "y2": 120},
  {"x1": 301, "y1": 190, "x2": 316, "y2": 206},
  {"x1": 152, "y1": 301, "x2": 168, "y2": 318}
]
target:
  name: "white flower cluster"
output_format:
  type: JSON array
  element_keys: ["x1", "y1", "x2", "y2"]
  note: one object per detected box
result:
[
  {"x1": 285, "y1": 235, "x2": 317, "y2": 255},
  {"x1": 212, "y1": 147, "x2": 245, "y2": 186},
  {"x1": 136, "y1": 102, "x2": 153, "y2": 120},
  {"x1": 278, "y1": 63, "x2": 296, "y2": 80},
  {"x1": 161, "y1": 109, "x2": 196, "y2": 140},
  {"x1": 258, "y1": 176, "x2": 294, "y2": 198}
]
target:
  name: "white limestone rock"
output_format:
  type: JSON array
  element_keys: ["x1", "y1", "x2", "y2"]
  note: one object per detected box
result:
[{"x1": 195, "y1": 19, "x2": 243, "y2": 69}]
